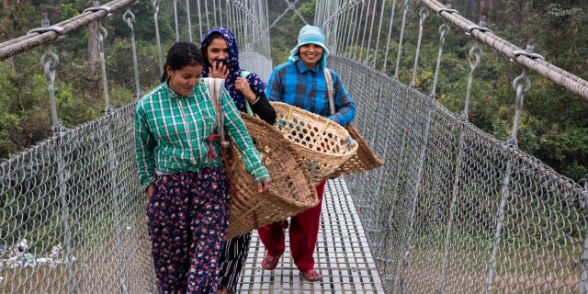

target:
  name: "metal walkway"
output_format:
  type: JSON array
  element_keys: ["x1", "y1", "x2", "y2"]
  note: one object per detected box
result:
[{"x1": 238, "y1": 178, "x2": 385, "y2": 293}]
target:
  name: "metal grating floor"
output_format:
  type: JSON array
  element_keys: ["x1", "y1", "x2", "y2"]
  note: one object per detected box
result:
[{"x1": 237, "y1": 178, "x2": 385, "y2": 293}]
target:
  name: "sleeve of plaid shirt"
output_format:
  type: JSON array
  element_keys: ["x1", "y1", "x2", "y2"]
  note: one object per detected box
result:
[
  {"x1": 134, "y1": 99, "x2": 158, "y2": 189},
  {"x1": 221, "y1": 90, "x2": 270, "y2": 183}
]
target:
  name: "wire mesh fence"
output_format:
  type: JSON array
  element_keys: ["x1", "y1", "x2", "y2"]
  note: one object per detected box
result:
[
  {"x1": 0, "y1": 0, "x2": 273, "y2": 292},
  {"x1": 330, "y1": 55, "x2": 588, "y2": 293},
  {"x1": 1, "y1": 0, "x2": 587, "y2": 293},
  {"x1": 2, "y1": 56, "x2": 585, "y2": 293},
  {"x1": 0, "y1": 103, "x2": 157, "y2": 293}
]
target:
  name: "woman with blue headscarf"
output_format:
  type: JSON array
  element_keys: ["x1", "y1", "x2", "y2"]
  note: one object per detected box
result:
[
  {"x1": 258, "y1": 25, "x2": 356, "y2": 282},
  {"x1": 200, "y1": 27, "x2": 276, "y2": 294}
]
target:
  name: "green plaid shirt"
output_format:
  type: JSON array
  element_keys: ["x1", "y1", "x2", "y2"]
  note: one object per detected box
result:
[{"x1": 134, "y1": 80, "x2": 269, "y2": 187}]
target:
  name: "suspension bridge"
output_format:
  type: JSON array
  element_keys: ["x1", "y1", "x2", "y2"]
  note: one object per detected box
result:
[{"x1": 1, "y1": 0, "x2": 587, "y2": 293}]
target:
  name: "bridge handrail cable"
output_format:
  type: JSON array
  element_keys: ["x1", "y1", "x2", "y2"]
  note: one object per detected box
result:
[{"x1": 420, "y1": 0, "x2": 588, "y2": 101}]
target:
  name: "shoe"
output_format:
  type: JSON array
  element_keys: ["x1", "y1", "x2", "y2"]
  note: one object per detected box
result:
[
  {"x1": 261, "y1": 252, "x2": 281, "y2": 270},
  {"x1": 300, "y1": 269, "x2": 322, "y2": 282}
]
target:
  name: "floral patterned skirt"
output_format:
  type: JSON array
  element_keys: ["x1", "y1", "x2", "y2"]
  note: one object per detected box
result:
[{"x1": 146, "y1": 168, "x2": 229, "y2": 293}]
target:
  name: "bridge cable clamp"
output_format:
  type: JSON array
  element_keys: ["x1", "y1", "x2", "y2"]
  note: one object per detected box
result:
[
  {"x1": 504, "y1": 136, "x2": 519, "y2": 148},
  {"x1": 27, "y1": 26, "x2": 64, "y2": 35},
  {"x1": 466, "y1": 25, "x2": 492, "y2": 35},
  {"x1": 437, "y1": 8, "x2": 458, "y2": 16},
  {"x1": 83, "y1": 5, "x2": 113, "y2": 15},
  {"x1": 27, "y1": 13, "x2": 64, "y2": 35},
  {"x1": 512, "y1": 50, "x2": 545, "y2": 61}
]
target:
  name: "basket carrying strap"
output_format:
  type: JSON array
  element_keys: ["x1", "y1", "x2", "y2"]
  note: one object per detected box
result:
[
  {"x1": 204, "y1": 78, "x2": 259, "y2": 228},
  {"x1": 323, "y1": 68, "x2": 336, "y2": 115},
  {"x1": 240, "y1": 71, "x2": 254, "y2": 116},
  {"x1": 324, "y1": 68, "x2": 357, "y2": 148},
  {"x1": 203, "y1": 79, "x2": 227, "y2": 158}
]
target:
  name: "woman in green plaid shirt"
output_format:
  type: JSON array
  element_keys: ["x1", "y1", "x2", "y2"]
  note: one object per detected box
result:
[{"x1": 134, "y1": 42, "x2": 270, "y2": 293}]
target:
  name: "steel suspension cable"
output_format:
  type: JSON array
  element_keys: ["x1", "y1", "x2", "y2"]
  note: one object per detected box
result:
[
  {"x1": 420, "y1": 0, "x2": 588, "y2": 101},
  {"x1": 195, "y1": 0, "x2": 203, "y2": 41},
  {"x1": 410, "y1": 8, "x2": 429, "y2": 88},
  {"x1": 0, "y1": 0, "x2": 137, "y2": 61},
  {"x1": 363, "y1": 0, "x2": 378, "y2": 65},
  {"x1": 382, "y1": 0, "x2": 398, "y2": 73},
  {"x1": 372, "y1": 0, "x2": 387, "y2": 68},
  {"x1": 394, "y1": 0, "x2": 411, "y2": 79},
  {"x1": 352, "y1": 0, "x2": 367, "y2": 61}
]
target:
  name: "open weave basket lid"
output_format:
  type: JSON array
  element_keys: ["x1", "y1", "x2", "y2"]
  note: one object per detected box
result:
[
  {"x1": 270, "y1": 101, "x2": 358, "y2": 183},
  {"x1": 226, "y1": 113, "x2": 318, "y2": 238}
]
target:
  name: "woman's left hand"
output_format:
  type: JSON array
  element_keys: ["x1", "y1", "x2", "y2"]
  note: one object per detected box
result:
[{"x1": 257, "y1": 179, "x2": 271, "y2": 193}]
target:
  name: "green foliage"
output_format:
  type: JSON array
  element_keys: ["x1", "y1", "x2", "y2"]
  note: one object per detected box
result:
[
  {"x1": 1, "y1": 0, "x2": 586, "y2": 183},
  {"x1": 0, "y1": 59, "x2": 52, "y2": 159},
  {"x1": 106, "y1": 39, "x2": 162, "y2": 90},
  {"x1": 296, "y1": 0, "x2": 317, "y2": 25},
  {"x1": 0, "y1": 0, "x2": 185, "y2": 159}
]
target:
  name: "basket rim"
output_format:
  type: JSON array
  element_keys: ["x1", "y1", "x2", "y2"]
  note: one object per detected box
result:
[{"x1": 270, "y1": 101, "x2": 358, "y2": 158}]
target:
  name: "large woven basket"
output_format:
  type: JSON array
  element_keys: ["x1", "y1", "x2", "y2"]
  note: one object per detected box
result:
[
  {"x1": 270, "y1": 102, "x2": 358, "y2": 184},
  {"x1": 328, "y1": 123, "x2": 384, "y2": 179},
  {"x1": 226, "y1": 114, "x2": 318, "y2": 239}
]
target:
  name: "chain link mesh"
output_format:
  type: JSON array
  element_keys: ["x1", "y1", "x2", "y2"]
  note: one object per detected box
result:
[
  {"x1": 330, "y1": 56, "x2": 587, "y2": 293},
  {"x1": 0, "y1": 103, "x2": 156, "y2": 293},
  {"x1": 1, "y1": 0, "x2": 587, "y2": 293}
]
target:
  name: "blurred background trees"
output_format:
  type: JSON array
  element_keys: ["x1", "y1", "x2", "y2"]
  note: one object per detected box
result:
[{"x1": 0, "y1": 0, "x2": 586, "y2": 181}]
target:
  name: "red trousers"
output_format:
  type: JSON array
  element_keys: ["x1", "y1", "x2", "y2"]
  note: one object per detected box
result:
[{"x1": 258, "y1": 179, "x2": 327, "y2": 272}]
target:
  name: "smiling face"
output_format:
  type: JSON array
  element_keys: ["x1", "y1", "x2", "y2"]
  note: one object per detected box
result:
[
  {"x1": 166, "y1": 64, "x2": 203, "y2": 97},
  {"x1": 205, "y1": 37, "x2": 230, "y2": 66},
  {"x1": 298, "y1": 43, "x2": 324, "y2": 69}
]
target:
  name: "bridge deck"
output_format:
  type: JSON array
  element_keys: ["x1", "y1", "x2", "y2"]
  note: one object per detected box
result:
[{"x1": 237, "y1": 178, "x2": 385, "y2": 293}]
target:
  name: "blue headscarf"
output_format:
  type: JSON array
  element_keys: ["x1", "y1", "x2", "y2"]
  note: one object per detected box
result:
[
  {"x1": 288, "y1": 25, "x2": 330, "y2": 69},
  {"x1": 200, "y1": 27, "x2": 266, "y2": 111}
]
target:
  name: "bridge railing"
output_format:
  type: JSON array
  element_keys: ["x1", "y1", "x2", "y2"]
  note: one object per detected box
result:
[
  {"x1": 331, "y1": 55, "x2": 588, "y2": 293},
  {"x1": 0, "y1": 0, "x2": 272, "y2": 292},
  {"x1": 1, "y1": 0, "x2": 588, "y2": 293},
  {"x1": 317, "y1": 0, "x2": 588, "y2": 293}
]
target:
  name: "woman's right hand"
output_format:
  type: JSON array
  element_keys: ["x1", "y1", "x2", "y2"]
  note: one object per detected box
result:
[
  {"x1": 146, "y1": 184, "x2": 154, "y2": 201},
  {"x1": 209, "y1": 60, "x2": 229, "y2": 79},
  {"x1": 257, "y1": 179, "x2": 271, "y2": 193}
]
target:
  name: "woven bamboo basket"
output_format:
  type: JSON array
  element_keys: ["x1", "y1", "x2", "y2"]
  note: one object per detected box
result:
[
  {"x1": 226, "y1": 114, "x2": 318, "y2": 239},
  {"x1": 270, "y1": 102, "x2": 358, "y2": 184},
  {"x1": 328, "y1": 123, "x2": 384, "y2": 179}
]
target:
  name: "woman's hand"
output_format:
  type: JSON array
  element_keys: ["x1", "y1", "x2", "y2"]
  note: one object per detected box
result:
[
  {"x1": 235, "y1": 77, "x2": 257, "y2": 103},
  {"x1": 146, "y1": 184, "x2": 154, "y2": 201},
  {"x1": 209, "y1": 60, "x2": 229, "y2": 79},
  {"x1": 257, "y1": 179, "x2": 271, "y2": 193}
]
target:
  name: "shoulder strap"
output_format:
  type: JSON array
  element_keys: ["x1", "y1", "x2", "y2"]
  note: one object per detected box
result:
[
  {"x1": 240, "y1": 71, "x2": 251, "y2": 78},
  {"x1": 203, "y1": 78, "x2": 229, "y2": 146},
  {"x1": 324, "y1": 68, "x2": 336, "y2": 115},
  {"x1": 323, "y1": 68, "x2": 357, "y2": 149},
  {"x1": 239, "y1": 71, "x2": 254, "y2": 116}
]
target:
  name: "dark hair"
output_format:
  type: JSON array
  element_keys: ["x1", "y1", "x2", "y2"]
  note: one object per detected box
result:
[
  {"x1": 200, "y1": 32, "x2": 224, "y2": 59},
  {"x1": 160, "y1": 42, "x2": 204, "y2": 82}
]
